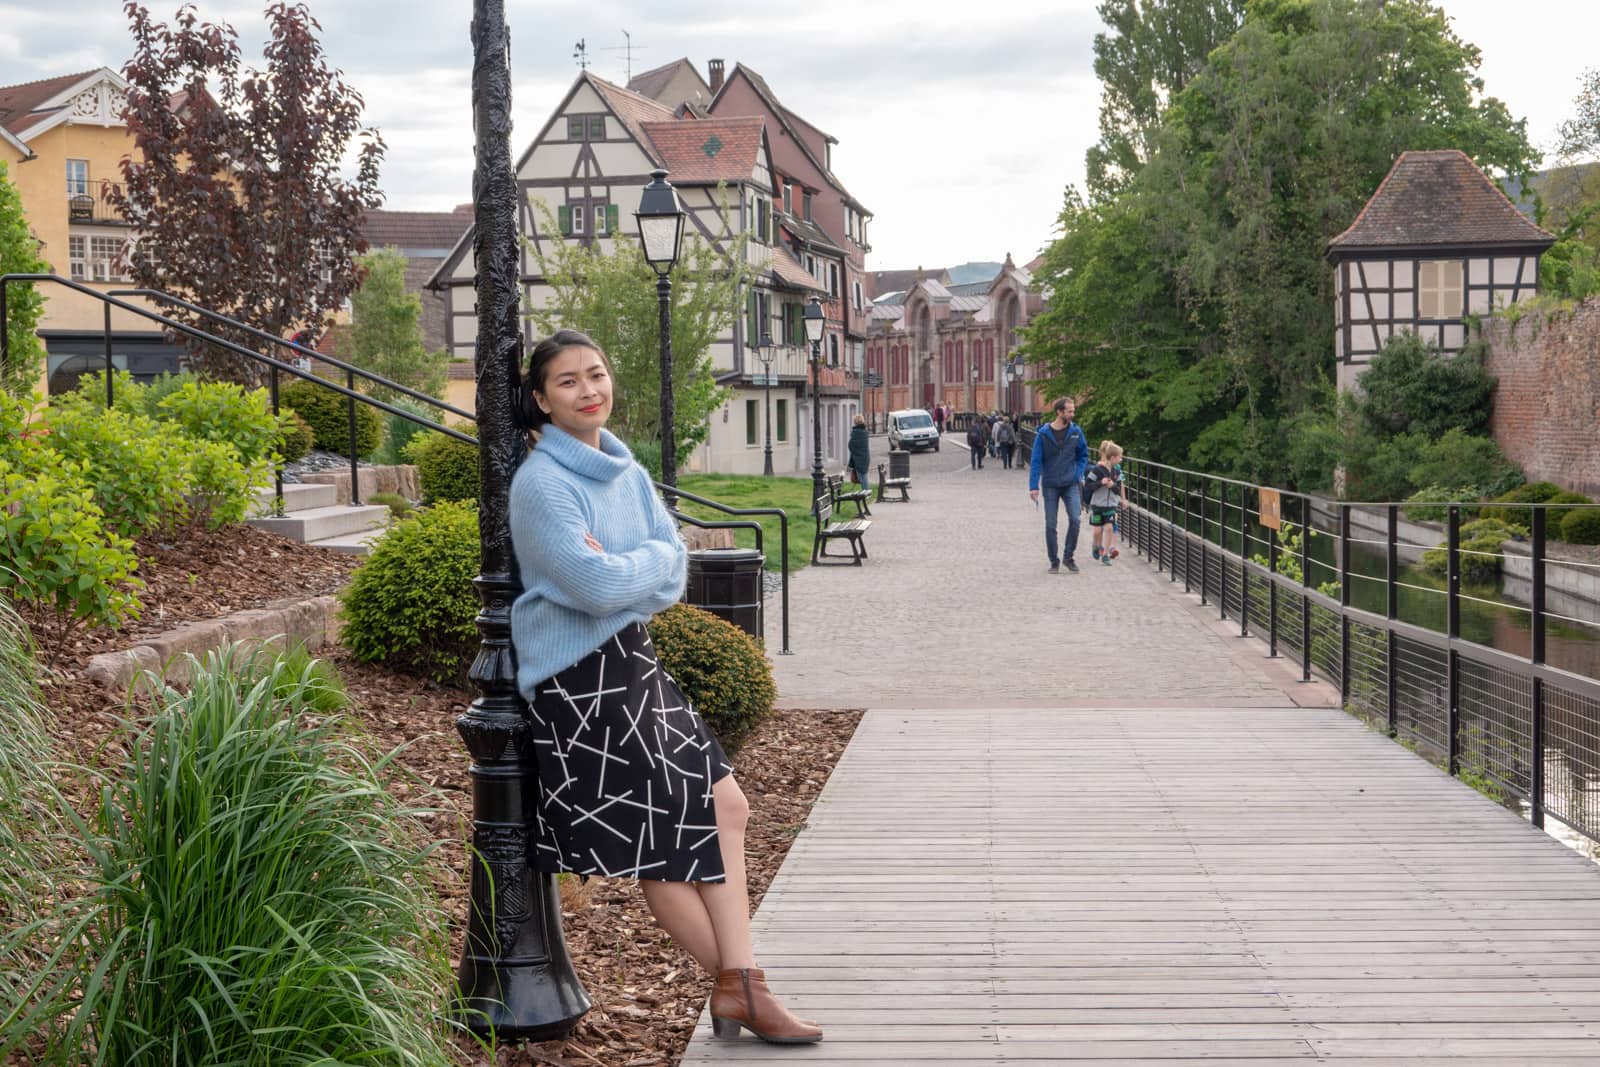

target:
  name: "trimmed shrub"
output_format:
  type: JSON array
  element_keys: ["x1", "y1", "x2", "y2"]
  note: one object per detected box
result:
[
  {"x1": 340, "y1": 500, "x2": 480, "y2": 683},
  {"x1": 1419, "y1": 518, "x2": 1520, "y2": 585},
  {"x1": 155, "y1": 378, "x2": 283, "y2": 466},
  {"x1": 647, "y1": 603, "x2": 775, "y2": 751},
  {"x1": 277, "y1": 408, "x2": 316, "y2": 463},
  {"x1": 1403, "y1": 484, "x2": 1479, "y2": 525},
  {"x1": 1481, "y1": 480, "x2": 1564, "y2": 528},
  {"x1": 281, "y1": 378, "x2": 383, "y2": 459},
  {"x1": 38, "y1": 400, "x2": 192, "y2": 538},
  {"x1": 368, "y1": 491, "x2": 413, "y2": 519},
  {"x1": 21, "y1": 645, "x2": 454, "y2": 1065},
  {"x1": 1560, "y1": 508, "x2": 1600, "y2": 546},
  {"x1": 0, "y1": 454, "x2": 143, "y2": 631},
  {"x1": 374, "y1": 399, "x2": 444, "y2": 466},
  {"x1": 406, "y1": 428, "x2": 479, "y2": 504}
]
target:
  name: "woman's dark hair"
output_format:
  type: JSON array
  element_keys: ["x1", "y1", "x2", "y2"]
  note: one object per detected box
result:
[{"x1": 518, "y1": 329, "x2": 607, "y2": 434}]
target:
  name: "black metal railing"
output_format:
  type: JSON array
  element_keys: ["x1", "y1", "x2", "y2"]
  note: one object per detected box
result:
[
  {"x1": 657, "y1": 482, "x2": 791, "y2": 656},
  {"x1": 1, "y1": 273, "x2": 795, "y2": 647},
  {"x1": 1117, "y1": 455, "x2": 1600, "y2": 845}
]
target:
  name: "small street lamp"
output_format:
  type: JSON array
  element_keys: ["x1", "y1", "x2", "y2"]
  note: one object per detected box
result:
[
  {"x1": 757, "y1": 331, "x2": 775, "y2": 477},
  {"x1": 636, "y1": 169, "x2": 686, "y2": 490},
  {"x1": 969, "y1": 362, "x2": 979, "y2": 413},
  {"x1": 804, "y1": 296, "x2": 826, "y2": 511}
]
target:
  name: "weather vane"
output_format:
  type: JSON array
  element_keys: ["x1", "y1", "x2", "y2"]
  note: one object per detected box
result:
[{"x1": 573, "y1": 38, "x2": 589, "y2": 70}]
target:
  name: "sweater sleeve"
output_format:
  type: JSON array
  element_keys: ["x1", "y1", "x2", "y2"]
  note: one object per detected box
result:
[
  {"x1": 511, "y1": 467, "x2": 681, "y2": 619},
  {"x1": 636, "y1": 469, "x2": 688, "y2": 614}
]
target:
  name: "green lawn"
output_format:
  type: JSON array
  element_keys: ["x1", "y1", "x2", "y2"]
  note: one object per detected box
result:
[{"x1": 676, "y1": 474, "x2": 819, "y2": 573}]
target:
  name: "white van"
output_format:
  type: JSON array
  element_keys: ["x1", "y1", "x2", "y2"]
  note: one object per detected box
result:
[{"x1": 888, "y1": 409, "x2": 940, "y2": 452}]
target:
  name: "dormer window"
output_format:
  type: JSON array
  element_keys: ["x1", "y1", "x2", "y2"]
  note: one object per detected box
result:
[
  {"x1": 802, "y1": 190, "x2": 812, "y2": 221},
  {"x1": 782, "y1": 182, "x2": 792, "y2": 215}
]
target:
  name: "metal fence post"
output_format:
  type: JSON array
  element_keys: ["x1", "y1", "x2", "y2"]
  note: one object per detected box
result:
[
  {"x1": 1300, "y1": 495, "x2": 1312, "y2": 682},
  {"x1": 103, "y1": 302, "x2": 114, "y2": 408},
  {"x1": 270, "y1": 364, "x2": 283, "y2": 511},
  {"x1": 1182, "y1": 471, "x2": 1192, "y2": 593},
  {"x1": 1268, "y1": 525, "x2": 1280, "y2": 658},
  {"x1": 1239, "y1": 487, "x2": 1250, "y2": 638},
  {"x1": 1531, "y1": 506, "x2": 1547, "y2": 829},
  {"x1": 1386, "y1": 504, "x2": 1399, "y2": 737},
  {"x1": 1446, "y1": 505, "x2": 1461, "y2": 777},
  {"x1": 1198, "y1": 476, "x2": 1209, "y2": 606},
  {"x1": 346, "y1": 367, "x2": 362, "y2": 506},
  {"x1": 1339, "y1": 504, "x2": 1352, "y2": 705}
]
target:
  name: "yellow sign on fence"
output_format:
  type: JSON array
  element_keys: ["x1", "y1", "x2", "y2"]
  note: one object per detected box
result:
[{"x1": 1259, "y1": 488, "x2": 1282, "y2": 531}]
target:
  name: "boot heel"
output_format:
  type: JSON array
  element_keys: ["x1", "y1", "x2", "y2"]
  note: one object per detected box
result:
[{"x1": 711, "y1": 1016, "x2": 742, "y2": 1039}]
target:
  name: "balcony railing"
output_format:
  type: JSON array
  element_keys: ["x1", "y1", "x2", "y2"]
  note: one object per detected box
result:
[{"x1": 66, "y1": 179, "x2": 131, "y2": 227}]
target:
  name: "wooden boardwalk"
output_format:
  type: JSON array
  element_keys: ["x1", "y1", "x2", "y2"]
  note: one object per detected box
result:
[{"x1": 682, "y1": 706, "x2": 1600, "y2": 1063}]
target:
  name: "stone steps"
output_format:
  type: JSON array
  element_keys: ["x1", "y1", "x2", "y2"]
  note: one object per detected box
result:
[{"x1": 245, "y1": 485, "x2": 390, "y2": 555}]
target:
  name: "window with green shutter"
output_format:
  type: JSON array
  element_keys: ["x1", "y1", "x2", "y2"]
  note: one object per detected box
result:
[
  {"x1": 558, "y1": 204, "x2": 572, "y2": 235},
  {"x1": 775, "y1": 399, "x2": 788, "y2": 442},
  {"x1": 745, "y1": 400, "x2": 758, "y2": 445},
  {"x1": 605, "y1": 204, "x2": 619, "y2": 234}
]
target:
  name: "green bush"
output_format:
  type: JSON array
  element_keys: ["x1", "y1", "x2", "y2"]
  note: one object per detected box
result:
[
  {"x1": 647, "y1": 603, "x2": 775, "y2": 751},
  {"x1": 368, "y1": 491, "x2": 413, "y2": 519},
  {"x1": 341, "y1": 501, "x2": 480, "y2": 683},
  {"x1": 246, "y1": 640, "x2": 351, "y2": 715},
  {"x1": 1408, "y1": 429, "x2": 1521, "y2": 501},
  {"x1": 1480, "y1": 481, "x2": 1564, "y2": 528},
  {"x1": 1403, "y1": 485, "x2": 1479, "y2": 525},
  {"x1": 1419, "y1": 518, "x2": 1519, "y2": 585},
  {"x1": 277, "y1": 408, "x2": 316, "y2": 463},
  {"x1": 1560, "y1": 508, "x2": 1600, "y2": 545},
  {"x1": 10, "y1": 645, "x2": 454, "y2": 1065},
  {"x1": 406, "y1": 428, "x2": 479, "y2": 504},
  {"x1": 281, "y1": 378, "x2": 383, "y2": 459},
  {"x1": 625, "y1": 437, "x2": 664, "y2": 483},
  {"x1": 1353, "y1": 332, "x2": 1496, "y2": 439},
  {"x1": 182, "y1": 437, "x2": 262, "y2": 529},
  {"x1": 0, "y1": 455, "x2": 143, "y2": 632},
  {"x1": 39, "y1": 399, "x2": 192, "y2": 538},
  {"x1": 155, "y1": 378, "x2": 283, "y2": 467},
  {"x1": 374, "y1": 399, "x2": 444, "y2": 466}
]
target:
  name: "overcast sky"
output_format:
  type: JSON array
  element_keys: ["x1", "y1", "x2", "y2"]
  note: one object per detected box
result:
[{"x1": 3, "y1": 1, "x2": 1598, "y2": 272}]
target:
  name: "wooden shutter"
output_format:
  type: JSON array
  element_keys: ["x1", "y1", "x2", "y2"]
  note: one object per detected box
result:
[
  {"x1": 747, "y1": 289, "x2": 758, "y2": 343},
  {"x1": 605, "y1": 204, "x2": 619, "y2": 234},
  {"x1": 558, "y1": 205, "x2": 572, "y2": 235}
]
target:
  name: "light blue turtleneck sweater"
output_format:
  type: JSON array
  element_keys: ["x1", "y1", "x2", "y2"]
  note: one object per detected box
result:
[{"x1": 508, "y1": 424, "x2": 685, "y2": 696}]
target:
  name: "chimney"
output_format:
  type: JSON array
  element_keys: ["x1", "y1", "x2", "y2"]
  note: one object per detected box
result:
[{"x1": 708, "y1": 59, "x2": 725, "y2": 95}]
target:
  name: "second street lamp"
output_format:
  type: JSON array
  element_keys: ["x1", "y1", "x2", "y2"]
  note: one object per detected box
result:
[
  {"x1": 635, "y1": 169, "x2": 686, "y2": 492},
  {"x1": 757, "y1": 331, "x2": 775, "y2": 476},
  {"x1": 969, "y1": 362, "x2": 979, "y2": 413},
  {"x1": 803, "y1": 296, "x2": 826, "y2": 512}
]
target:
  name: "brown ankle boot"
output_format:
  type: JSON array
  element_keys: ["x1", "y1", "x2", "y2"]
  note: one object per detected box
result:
[{"x1": 709, "y1": 967, "x2": 823, "y2": 1044}]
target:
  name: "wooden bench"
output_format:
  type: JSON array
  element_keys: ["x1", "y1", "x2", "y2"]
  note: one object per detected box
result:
[
  {"x1": 827, "y1": 472, "x2": 872, "y2": 517},
  {"x1": 876, "y1": 462, "x2": 911, "y2": 503},
  {"x1": 812, "y1": 493, "x2": 871, "y2": 566}
]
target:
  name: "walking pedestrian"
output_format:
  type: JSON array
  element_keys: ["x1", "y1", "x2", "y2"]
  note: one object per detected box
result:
[
  {"x1": 992, "y1": 416, "x2": 1016, "y2": 469},
  {"x1": 966, "y1": 414, "x2": 988, "y2": 469},
  {"x1": 510, "y1": 329, "x2": 821, "y2": 1045},
  {"x1": 1027, "y1": 397, "x2": 1088, "y2": 573},
  {"x1": 933, "y1": 403, "x2": 946, "y2": 437},
  {"x1": 847, "y1": 413, "x2": 871, "y2": 488}
]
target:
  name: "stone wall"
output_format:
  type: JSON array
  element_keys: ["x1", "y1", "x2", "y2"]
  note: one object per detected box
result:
[{"x1": 1480, "y1": 297, "x2": 1600, "y2": 499}]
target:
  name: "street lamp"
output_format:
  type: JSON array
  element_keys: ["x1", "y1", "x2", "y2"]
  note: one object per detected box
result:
[
  {"x1": 969, "y1": 362, "x2": 979, "y2": 413},
  {"x1": 804, "y1": 296, "x2": 826, "y2": 511},
  {"x1": 636, "y1": 169, "x2": 686, "y2": 490},
  {"x1": 457, "y1": 0, "x2": 588, "y2": 1040},
  {"x1": 757, "y1": 331, "x2": 775, "y2": 476}
]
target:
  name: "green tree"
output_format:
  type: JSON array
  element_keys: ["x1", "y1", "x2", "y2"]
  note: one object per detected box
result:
[
  {"x1": 0, "y1": 161, "x2": 48, "y2": 396},
  {"x1": 1086, "y1": 0, "x2": 1247, "y2": 200},
  {"x1": 1026, "y1": 0, "x2": 1537, "y2": 485},
  {"x1": 343, "y1": 247, "x2": 447, "y2": 403},
  {"x1": 525, "y1": 194, "x2": 758, "y2": 460}
]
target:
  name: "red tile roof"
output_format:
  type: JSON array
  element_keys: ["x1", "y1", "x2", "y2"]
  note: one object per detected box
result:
[
  {"x1": 1328, "y1": 149, "x2": 1555, "y2": 255},
  {"x1": 640, "y1": 116, "x2": 763, "y2": 185},
  {"x1": 0, "y1": 70, "x2": 95, "y2": 136},
  {"x1": 362, "y1": 207, "x2": 472, "y2": 252},
  {"x1": 587, "y1": 74, "x2": 674, "y2": 165},
  {"x1": 769, "y1": 245, "x2": 824, "y2": 292}
]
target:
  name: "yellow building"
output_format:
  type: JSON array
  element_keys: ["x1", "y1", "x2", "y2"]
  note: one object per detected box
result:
[{"x1": 0, "y1": 67, "x2": 180, "y2": 397}]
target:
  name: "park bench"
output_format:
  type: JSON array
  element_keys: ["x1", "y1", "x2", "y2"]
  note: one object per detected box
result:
[
  {"x1": 876, "y1": 462, "x2": 911, "y2": 503},
  {"x1": 827, "y1": 472, "x2": 872, "y2": 517},
  {"x1": 812, "y1": 492, "x2": 871, "y2": 566}
]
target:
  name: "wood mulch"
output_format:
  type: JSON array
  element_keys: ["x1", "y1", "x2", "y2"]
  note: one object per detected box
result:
[{"x1": 26, "y1": 523, "x2": 861, "y2": 1067}]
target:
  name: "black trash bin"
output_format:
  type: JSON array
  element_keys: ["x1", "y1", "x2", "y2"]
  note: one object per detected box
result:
[
  {"x1": 683, "y1": 548, "x2": 764, "y2": 642},
  {"x1": 889, "y1": 449, "x2": 911, "y2": 480}
]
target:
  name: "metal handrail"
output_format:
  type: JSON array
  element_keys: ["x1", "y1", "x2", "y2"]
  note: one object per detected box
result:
[
  {"x1": 655, "y1": 480, "x2": 791, "y2": 656},
  {"x1": 1116, "y1": 451, "x2": 1600, "y2": 844}
]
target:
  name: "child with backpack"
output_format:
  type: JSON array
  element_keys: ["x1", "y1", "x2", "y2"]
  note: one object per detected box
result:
[{"x1": 1085, "y1": 441, "x2": 1125, "y2": 565}]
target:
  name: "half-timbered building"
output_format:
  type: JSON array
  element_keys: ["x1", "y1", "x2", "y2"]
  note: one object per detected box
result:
[
  {"x1": 1327, "y1": 149, "x2": 1556, "y2": 393},
  {"x1": 427, "y1": 70, "x2": 842, "y2": 475}
]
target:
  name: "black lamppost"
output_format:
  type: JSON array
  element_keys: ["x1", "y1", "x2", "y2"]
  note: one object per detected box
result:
[
  {"x1": 757, "y1": 331, "x2": 775, "y2": 476},
  {"x1": 969, "y1": 362, "x2": 979, "y2": 413},
  {"x1": 636, "y1": 169, "x2": 686, "y2": 490},
  {"x1": 804, "y1": 296, "x2": 826, "y2": 510},
  {"x1": 456, "y1": 0, "x2": 589, "y2": 1040}
]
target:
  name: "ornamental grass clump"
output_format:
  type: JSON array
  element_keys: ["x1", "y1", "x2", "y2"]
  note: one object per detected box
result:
[
  {"x1": 3, "y1": 644, "x2": 457, "y2": 1066},
  {"x1": 647, "y1": 603, "x2": 776, "y2": 751}
]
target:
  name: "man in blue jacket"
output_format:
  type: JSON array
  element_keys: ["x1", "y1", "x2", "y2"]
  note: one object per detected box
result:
[{"x1": 1028, "y1": 397, "x2": 1089, "y2": 573}]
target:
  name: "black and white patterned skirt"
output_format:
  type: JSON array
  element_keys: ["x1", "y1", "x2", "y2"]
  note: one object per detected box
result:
[{"x1": 527, "y1": 622, "x2": 733, "y2": 882}]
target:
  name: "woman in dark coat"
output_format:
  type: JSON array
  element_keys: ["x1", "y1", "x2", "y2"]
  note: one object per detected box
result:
[{"x1": 847, "y1": 414, "x2": 872, "y2": 486}]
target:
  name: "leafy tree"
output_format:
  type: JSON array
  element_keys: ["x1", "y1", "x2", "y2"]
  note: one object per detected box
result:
[
  {"x1": 0, "y1": 161, "x2": 48, "y2": 396},
  {"x1": 1558, "y1": 66, "x2": 1600, "y2": 161},
  {"x1": 1025, "y1": 0, "x2": 1537, "y2": 485},
  {"x1": 1086, "y1": 0, "x2": 1247, "y2": 200},
  {"x1": 1349, "y1": 333, "x2": 1495, "y2": 440},
  {"x1": 524, "y1": 195, "x2": 758, "y2": 461},
  {"x1": 339, "y1": 247, "x2": 447, "y2": 403},
  {"x1": 111, "y1": 2, "x2": 383, "y2": 385}
]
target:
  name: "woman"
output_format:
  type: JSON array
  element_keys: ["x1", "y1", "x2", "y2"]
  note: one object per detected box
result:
[
  {"x1": 847, "y1": 413, "x2": 871, "y2": 487},
  {"x1": 509, "y1": 329, "x2": 821, "y2": 1045}
]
